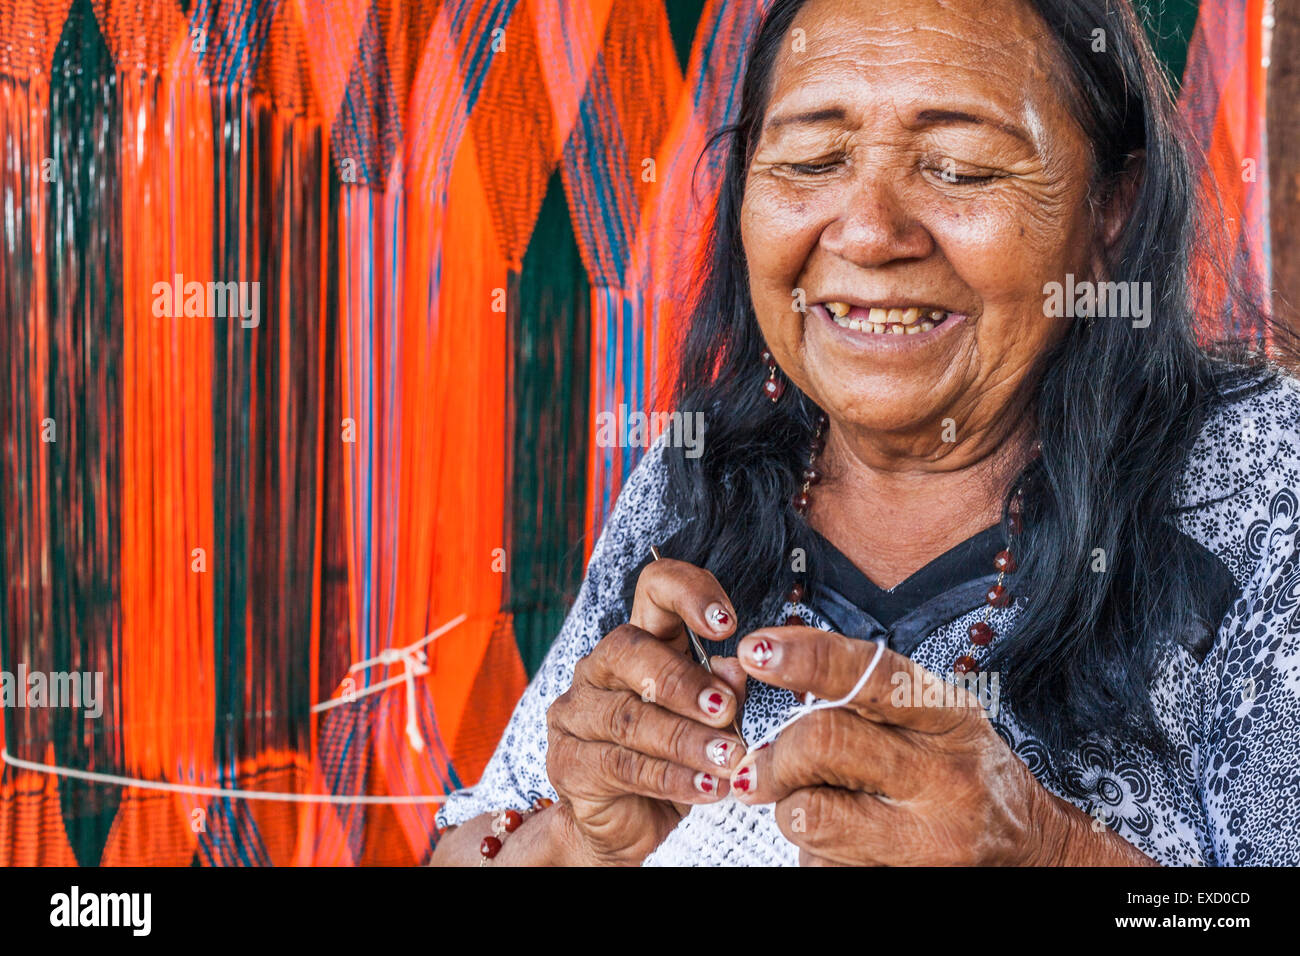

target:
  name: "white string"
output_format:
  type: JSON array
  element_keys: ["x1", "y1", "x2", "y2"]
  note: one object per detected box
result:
[
  {"x1": 746, "y1": 638, "x2": 888, "y2": 750},
  {"x1": 310, "y1": 613, "x2": 468, "y2": 752},
  {"x1": 0, "y1": 614, "x2": 472, "y2": 804},
  {"x1": 0, "y1": 748, "x2": 447, "y2": 804}
]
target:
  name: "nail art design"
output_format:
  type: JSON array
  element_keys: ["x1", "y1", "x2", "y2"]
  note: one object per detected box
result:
[
  {"x1": 705, "y1": 605, "x2": 732, "y2": 632},
  {"x1": 700, "y1": 690, "x2": 725, "y2": 715},
  {"x1": 749, "y1": 639, "x2": 775, "y2": 667},
  {"x1": 733, "y1": 765, "x2": 752, "y2": 793},
  {"x1": 694, "y1": 772, "x2": 716, "y2": 794},
  {"x1": 708, "y1": 739, "x2": 731, "y2": 767}
]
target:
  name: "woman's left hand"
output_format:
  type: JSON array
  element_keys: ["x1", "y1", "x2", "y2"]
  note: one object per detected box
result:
[{"x1": 729, "y1": 626, "x2": 1154, "y2": 866}]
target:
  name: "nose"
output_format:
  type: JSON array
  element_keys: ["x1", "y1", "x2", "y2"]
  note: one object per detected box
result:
[{"x1": 819, "y1": 167, "x2": 933, "y2": 267}]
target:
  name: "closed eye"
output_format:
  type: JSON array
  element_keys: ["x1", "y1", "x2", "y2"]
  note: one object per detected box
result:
[
  {"x1": 781, "y1": 160, "x2": 842, "y2": 176},
  {"x1": 922, "y1": 162, "x2": 1003, "y2": 186}
]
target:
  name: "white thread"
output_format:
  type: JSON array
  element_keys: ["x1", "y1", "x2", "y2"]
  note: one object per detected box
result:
[
  {"x1": 0, "y1": 748, "x2": 447, "y2": 804},
  {"x1": 0, "y1": 614, "x2": 472, "y2": 803},
  {"x1": 310, "y1": 613, "x2": 468, "y2": 751},
  {"x1": 747, "y1": 638, "x2": 887, "y2": 750}
]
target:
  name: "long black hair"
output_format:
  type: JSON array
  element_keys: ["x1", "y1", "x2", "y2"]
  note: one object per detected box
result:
[{"x1": 663, "y1": 0, "x2": 1282, "y2": 755}]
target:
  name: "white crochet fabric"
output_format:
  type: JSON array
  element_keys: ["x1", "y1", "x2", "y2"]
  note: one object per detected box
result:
[
  {"x1": 645, "y1": 800, "x2": 798, "y2": 867},
  {"x1": 439, "y1": 376, "x2": 1300, "y2": 866}
]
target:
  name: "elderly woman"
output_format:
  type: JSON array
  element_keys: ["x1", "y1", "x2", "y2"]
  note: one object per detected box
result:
[{"x1": 431, "y1": 0, "x2": 1299, "y2": 866}]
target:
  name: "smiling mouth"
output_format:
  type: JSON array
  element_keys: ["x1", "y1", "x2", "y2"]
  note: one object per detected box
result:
[{"x1": 819, "y1": 301, "x2": 960, "y2": 336}]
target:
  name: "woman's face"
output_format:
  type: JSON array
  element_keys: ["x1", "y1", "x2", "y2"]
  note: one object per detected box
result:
[{"x1": 741, "y1": 0, "x2": 1099, "y2": 456}]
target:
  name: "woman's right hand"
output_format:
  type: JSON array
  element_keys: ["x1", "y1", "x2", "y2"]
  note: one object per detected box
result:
[{"x1": 545, "y1": 558, "x2": 749, "y2": 865}]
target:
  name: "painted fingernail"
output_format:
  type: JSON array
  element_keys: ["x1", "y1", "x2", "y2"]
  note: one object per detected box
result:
[
  {"x1": 694, "y1": 771, "x2": 716, "y2": 794},
  {"x1": 705, "y1": 604, "x2": 733, "y2": 633},
  {"x1": 699, "y1": 688, "x2": 728, "y2": 716},
  {"x1": 707, "y1": 739, "x2": 731, "y2": 767},
  {"x1": 732, "y1": 765, "x2": 753, "y2": 793},
  {"x1": 748, "y1": 638, "x2": 776, "y2": 668},
  {"x1": 756, "y1": 741, "x2": 771, "y2": 751}
]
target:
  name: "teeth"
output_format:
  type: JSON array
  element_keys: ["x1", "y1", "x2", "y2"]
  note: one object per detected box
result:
[{"x1": 827, "y1": 305, "x2": 950, "y2": 335}]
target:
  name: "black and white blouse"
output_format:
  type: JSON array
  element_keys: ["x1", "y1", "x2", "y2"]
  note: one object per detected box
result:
[{"x1": 438, "y1": 374, "x2": 1300, "y2": 866}]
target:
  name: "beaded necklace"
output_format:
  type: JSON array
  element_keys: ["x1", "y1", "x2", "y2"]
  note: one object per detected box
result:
[{"x1": 785, "y1": 411, "x2": 1026, "y2": 676}]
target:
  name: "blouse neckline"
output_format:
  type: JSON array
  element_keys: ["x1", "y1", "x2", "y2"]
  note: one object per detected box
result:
[{"x1": 808, "y1": 522, "x2": 1004, "y2": 630}]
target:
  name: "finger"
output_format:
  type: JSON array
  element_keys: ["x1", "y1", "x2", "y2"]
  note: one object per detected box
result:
[
  {"x1": 796, "y1": 849, "x2": 854, "y2": 867},
  {"x1": 709, "y1": 656, "x2": 749, "y2": 711},
  {"x1": 546, "y1": 731, "x2": 730, "y2": 804},
  {"x1": 629, "y1": 558, "x2": 737, "y2": 648},
  {"x1": 581, "y1": 624, "x2": 741, "y2": 729},
  {"x1": 728, "y1": 709, "x2": 926, "y2": 803},
  {"x1": 736, "y1": 626, "x2": 979, "y2": 733},
  {"x1": 774, "y1": 789, "x2": 895, "y2": 866},
  {"x1": 550, "y1": 687, "x2": 747, "y2": 774}
]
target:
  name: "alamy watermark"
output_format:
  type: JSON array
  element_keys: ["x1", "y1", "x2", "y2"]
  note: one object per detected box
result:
[
  {"x1": 1, "y1": 665, "x2": 103, "y2": 718},
  {"x1": 1043, "y1": 274, "x2": 1151, "y2": 328},
  {"x1": 890, "y1": 668, "x2": 1001, "y2": 717},
  {"x1": 594, "y1": 405, "x2": 705, "y2": 458},
  {"x1": 151, "y1": 273, "x2": 260, "y2": 327},
  {"x1": 50, "y1": 886, "x2": 151, "y2": 936}
]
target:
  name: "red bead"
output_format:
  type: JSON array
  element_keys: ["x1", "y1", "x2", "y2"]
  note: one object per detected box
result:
[
  {"x1": 761, "y1": 350, "x2": 774, "y2": 366},
  {"x1": 502, "y1": 809, "x2": 523, "y2": 832},
  {"x1": 954, "y1": 655, "x2": 979, "y2": 674},
  {"x1": 1007, "y1": 513, "x2": 1022, "y2": 535},
  {"x1": 792, "y1": 492, "x2": 810, "y2": 512},
  {"x1": 986, "y1": 584, "x2": 1010, "y2": 608},
  {"x1": 531, "y1": 797, "x2": 553, "y2": 811},
  {"x1": 801, "y1": 467, "x2": 822, "y2": 485},
  {"x1": 480, "y1": 836, "x2": 503, "y2": 859},
  {"x1": 993, "y1": 549, "x2": 1016, "y2": 573},
  {"x1": 788, "y1": 582, "x2": 805, "y2": 603},
  {"x1": 968, "y1": 621, "x2": 994, "y2": 646},
  {"x1": 763, "y1": 377, "x2": 785, "y2": 402},
  {"x1": 785, "y1": 614, "x2": 805, "y2": 626}
]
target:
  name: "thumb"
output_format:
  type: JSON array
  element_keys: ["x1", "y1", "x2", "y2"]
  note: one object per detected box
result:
[{"x1": 709, "y1": 656, "x2": 748, "y2": 711}]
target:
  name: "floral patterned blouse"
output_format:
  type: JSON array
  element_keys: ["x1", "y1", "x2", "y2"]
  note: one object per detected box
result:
[{"x1": 438, "y1": 374, "x2": 1300, "y2": 866}]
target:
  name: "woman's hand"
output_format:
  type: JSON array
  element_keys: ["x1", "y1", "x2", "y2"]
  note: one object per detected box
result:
[
  {"x1": 727, "y1": 626, "x2": 1156, "y2": 866},
  {"x1": 545, "y1": 559, "x2": 749, "y2": 865}
]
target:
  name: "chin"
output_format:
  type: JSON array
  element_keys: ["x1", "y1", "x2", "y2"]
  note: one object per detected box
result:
[{"x1": 807, "y1": 379, "x2": 954, "y2": 435}]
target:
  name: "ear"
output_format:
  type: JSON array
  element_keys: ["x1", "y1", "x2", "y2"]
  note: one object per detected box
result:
[{"x1": 1090, "y1": 149, "x2": 1145, "y2": 276}]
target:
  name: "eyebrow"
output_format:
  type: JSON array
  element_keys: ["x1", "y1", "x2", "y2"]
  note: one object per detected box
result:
[
  {"x1": 762, "y1": 105, "x2": 1034, "y2": 147},
  {"x1": 762, "y1": 107, "x2": 849, "y2": 133},
  {"x1": 911, "y1": 108, "x2": 1034, "y2": 146}
]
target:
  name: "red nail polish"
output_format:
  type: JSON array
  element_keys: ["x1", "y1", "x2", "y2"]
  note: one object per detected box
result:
[
  {"x1": 708, "y1": 692, "x2": 723, "y2": 712},
  {"x1": 706, "y1": 606, "x2": 732, "y2": 631},
  {"x1": 750, "y1": 639, "x2": 774, "y2": 667},
  {"x1": 733, "y1": 766, "x2": 751, "y2": 792},
  {"x1": 694, "y1": 772, "x2": 715, "y2": 794}
]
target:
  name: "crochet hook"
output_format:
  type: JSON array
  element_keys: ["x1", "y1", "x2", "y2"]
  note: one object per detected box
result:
[{"x1": 649, "y1": 546, "x2": 747, "y2": 746}]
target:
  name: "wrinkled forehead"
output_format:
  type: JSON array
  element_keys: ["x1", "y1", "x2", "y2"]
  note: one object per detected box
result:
[{"x1": 762, "y1": 0, "x2": 1071, "y2": 142}]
